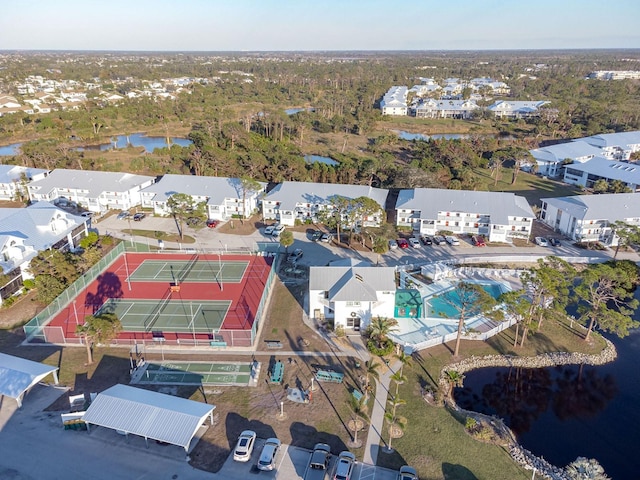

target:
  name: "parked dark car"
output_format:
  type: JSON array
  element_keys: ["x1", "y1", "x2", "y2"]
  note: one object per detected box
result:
[
  {"x1": 421, "y1": 235, "x2": 433, "y2": 245},
  {"x1": 133, "y1": 213, "x2": 145, "y2": 221},
  {"x1": 311, "y1": 229, "x2": 323, "y2": 241},
  {"x1": 206, "y1": 219, "x2": 218, "y2": 228},
  {"x1": 548, "y1": 237, "x2": 561, "y2": 247}
]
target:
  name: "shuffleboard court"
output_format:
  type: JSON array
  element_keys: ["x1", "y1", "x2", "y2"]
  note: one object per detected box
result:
[
  {"x1": 128, "y1": 258, "x2": 249, "y2": 283},
  {"x1": 133, "y1": 361, "x2": 256, "y2": 386},
  {"x1": 99, "y1": 298, "x2": 231, "y2": 333}
]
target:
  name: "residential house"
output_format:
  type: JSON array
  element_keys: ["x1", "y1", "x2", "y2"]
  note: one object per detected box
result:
[
  {"x1": 0, "y1": 165, "x2": 48, "y2": 201},
  {"x1": 529, "y1": 140, "x2": 602, "y2": 177},
  {"x1": 27, "y1": 169, "x2": 155, "y2": 213},
  {"x1": 563, "y1": 157, "x2": 640, "y2": 191},
  {"x1": 582, "y1": 131, "x2": 640, "y2": 161},
  {"x1": 308, "y1": 266, "x2": 396, "y2": 332},
  {"x1": 540, "y1": 193, "x2": 640, "y2": 245},
  {"x1": 395, "y1": 188, "x2": 535, "y2": 243},
  {"x1": 0, "y1": 202, "x2": 88, "y2": 302},
  {"x1": 0, "y1": 96, "x2": 21, "y2": 109},
  {"x1": 380, "y1": 86, "x2": 408, "y2": 116},
  {"x1": 140, "y1": 174, "x2": 266, "y2": 220},
  {"x1": 262, "y1": 181, "x2": 388, "y2": 227},
  {"x1": 488, "y1": 100, "x2": 548, "y2": 118}
]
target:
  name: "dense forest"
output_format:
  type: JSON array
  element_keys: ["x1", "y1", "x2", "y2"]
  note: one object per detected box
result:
[{"x1": 1, "y1": 50, "x2": 639, "y2": 190}]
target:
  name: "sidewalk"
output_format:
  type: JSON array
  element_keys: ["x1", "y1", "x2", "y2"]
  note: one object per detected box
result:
[{"x1": 363, "y1": 359, "x2": 400, "y2": 465}]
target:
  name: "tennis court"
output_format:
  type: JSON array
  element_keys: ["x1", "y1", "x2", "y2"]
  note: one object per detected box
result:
[
  {"x1": 133, "y1": 361, "x2": 256, "y2": 386},
  {"x1": 127, "y1": 258, "x2": 249, "y2": 283},
  {"x1": 99, "y1": 298, "x2": 231, "y2": 333}
]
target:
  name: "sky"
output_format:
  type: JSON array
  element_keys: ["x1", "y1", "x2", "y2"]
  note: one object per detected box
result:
[{"x1": 1, "y1": 0, "x2": 639, "y2": 51}]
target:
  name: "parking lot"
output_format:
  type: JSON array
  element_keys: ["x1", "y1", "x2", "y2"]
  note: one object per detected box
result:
[
  {"x1": 216, "y1": 438, "x2": 399, "y2": 480},
  {"x1": 95, "y1": 214, "x2": 630, "y2": 268}
]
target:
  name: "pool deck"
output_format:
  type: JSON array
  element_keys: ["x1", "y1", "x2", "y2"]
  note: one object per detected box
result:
[{"x1": 392, "y1": 268, "x2": 523, "y2": 350}]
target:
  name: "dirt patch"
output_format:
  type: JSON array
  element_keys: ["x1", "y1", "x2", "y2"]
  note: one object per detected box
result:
[
  {"x1": 0, "y1": 290, "x2": 44, "y2": 329},
  {"x1": 217, "y1": 214, "x2": 261, "y2": 235}
]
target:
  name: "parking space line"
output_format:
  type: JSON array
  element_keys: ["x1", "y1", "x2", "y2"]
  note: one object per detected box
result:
[
  {"x1": 358, "y1": 462, "x2": 376, "y2": 480},
  {"x1": 276, "y1": 444, "x2": 289, "y2": 476}
]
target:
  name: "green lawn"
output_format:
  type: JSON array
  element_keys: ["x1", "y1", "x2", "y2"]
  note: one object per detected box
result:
[
  {"x1": 377, "y1": 316, "x2": 606, "y2": 480},
  {"x1": 474, "y1": 168, "x2": 582, "y2": 207}
]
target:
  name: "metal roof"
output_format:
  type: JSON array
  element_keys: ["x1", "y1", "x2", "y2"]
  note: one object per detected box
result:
[
  {"x1": 542, "y1": 193, "x2": 640, "y2": 221},
  {"x1": 309, "y1": 266, "x2": 396, "y2": 300},
  {"x1": 27, "y1": 169, "x2": 155, "y2": 197},
  {"x1": 82, "y1": 384, "x2": 215, "y2": 451},
  {"x1": 0, "y1": 165, "x2": 48, "y2": 184},
  {"x1": 564, "y1": 157, "x2": 640, "y2": 184},
  {"x1": 265, "y1": 181, "x2": 388, "y2": 211},
  {"x1": 583, "y1": 130, "x2": 640, "y2": 148},
  {"x1": 140, "y1": 174, "x2": 266, "y2": 204},
  {"x1": 530, "y1": 140, "x2": 602, "y2": 163},
  {"x1": 396, "y1": 188, "x2": 534, "y2": 224},
  {"x1": 0, "y1": 352, "x2": 58, "y2": 401}
]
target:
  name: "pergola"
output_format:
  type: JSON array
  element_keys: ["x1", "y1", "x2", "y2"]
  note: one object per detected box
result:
[
  {"x1": 0, "y1": 352, "x2": 59, "y2": 408},
  {"x1": 82, "y1": 384, "x2": 215, "y2": 452}
]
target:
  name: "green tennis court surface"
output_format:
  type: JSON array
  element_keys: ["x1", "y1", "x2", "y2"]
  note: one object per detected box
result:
[
  {"x1": 99, "y1": 298, "x2": 231, "y2": 333},
  {"x1": 134, "y1": 361, "x2": 256, "y2": 386},
  {"x1": 128, "y1": 259, "x2": 248, "y2": 283}
]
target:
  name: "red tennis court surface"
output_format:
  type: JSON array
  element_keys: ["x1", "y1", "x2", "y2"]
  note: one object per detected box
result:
[{"x1": 48, "y1": 252, "x2": 273, "y2": 345}]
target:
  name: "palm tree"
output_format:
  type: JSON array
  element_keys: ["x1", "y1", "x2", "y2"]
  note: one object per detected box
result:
[
  {"x1": 366, "y1": 316, "x2": 398, "y2": 349},
  {"x1": 565, "y1": 457, "x2": 611, "y2": 480},
  {"x1": 363, "y1": 360, "x2": 380, "y2": 401},
  {"x1": 384, "y1": 403, "x2": 406, "y2": 452},
  {"x1": 390, "y1": 370, "x2": 407, "y2": 410},
  {"x1": 394, "y1": 350, "x2": 412, "y2": 377},
  {"x1": 347, "y1": 394, "x2": 368, "y2": 447},
  {"x1": 444, "y1": 370, "x2": 465, "y2": 399}
]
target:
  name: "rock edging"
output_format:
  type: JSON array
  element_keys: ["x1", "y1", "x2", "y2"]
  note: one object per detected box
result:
[{"x1": 438, "y1": 337, "x2": 617, "y2": 479}]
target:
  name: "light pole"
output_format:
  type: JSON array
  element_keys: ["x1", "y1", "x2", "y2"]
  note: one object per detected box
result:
[{"x1": 280, "y1": 401, "x2": 284, "y2": 417}]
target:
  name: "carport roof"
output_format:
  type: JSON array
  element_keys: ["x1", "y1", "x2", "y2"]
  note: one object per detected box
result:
[
  {"x1": 0, "y1": 352, "x2": 58, "y2": 405},
  {"x1": 82, "y1": 384, "x2": 215, "y2": 451}
]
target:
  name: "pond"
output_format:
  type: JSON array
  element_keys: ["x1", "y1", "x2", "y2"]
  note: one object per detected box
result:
[
  {"x1": 454, "y1": 299, "x2": 640, "y2": 479},
  {"x1": 0, "y1": 143, "x2": 22, "y2": 156},
  {"x1": 0, "y1": 133, "x2": 192, "y2": 156},
  {"x1": 285, "y1": 107, "x2": 315, "y2": 115},
  {"x1": 78, "y1": 133, "x2": 192, "y2": 152},
  {"x1": 304, "y1": 155, "x2": 338, "y2": 166},
  {"x1": 392, "y1": 130, "x2": 472, "y2": 141}
]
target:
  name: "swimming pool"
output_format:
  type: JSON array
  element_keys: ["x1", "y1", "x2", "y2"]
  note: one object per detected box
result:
[{"x1": 426, "y1": 282, "x2": 504, "y2": 319}]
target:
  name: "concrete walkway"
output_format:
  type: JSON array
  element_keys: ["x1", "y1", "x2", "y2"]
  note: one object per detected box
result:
[{"x1": 363, "y1": 359, "x2": 401, "y2": 465}]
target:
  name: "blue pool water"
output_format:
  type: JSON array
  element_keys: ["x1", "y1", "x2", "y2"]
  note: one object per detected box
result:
[{"x1": 427, "y1": 283, "x2": 503, "y2": 318}]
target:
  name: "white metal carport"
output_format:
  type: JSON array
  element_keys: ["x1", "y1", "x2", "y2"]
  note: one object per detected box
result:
[
  {"x1": 82, "y1": 384, "x2": 215, "y2": 452},
  {"x1": 0, "y1": 352, "x2": 59, "y2": 408}
]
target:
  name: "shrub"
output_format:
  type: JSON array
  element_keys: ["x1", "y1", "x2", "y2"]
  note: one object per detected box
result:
[
  {"x1": 335, "y1": 325, "x2": 346, "y2": 337},
  {"x1": 2, "y1": 296, "x2": 16, "y2": 307},
  {"x1": 22, "y1": 279, "x2": 35, "y2": 291},
  {"x1": 366, "y1": 338, "x2": 394, "y2": 356}
]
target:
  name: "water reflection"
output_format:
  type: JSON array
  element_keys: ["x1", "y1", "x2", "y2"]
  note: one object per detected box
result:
[{"x1": 455, "y1": 365, "x2": 616, "y2": 435}]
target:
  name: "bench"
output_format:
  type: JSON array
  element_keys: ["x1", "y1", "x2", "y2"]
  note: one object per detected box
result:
[
  {"x1": 265, "y1": 340, "x2": 283, "y2": 349},
  {"x1": 315, "y1": 369, "x2": 344, "y2": 383},
  {"x1": 352, "y1": 389, "x2": 366, "y2": 404},
  {"x1": 209, "y1": 340, "x2": 227, "y2": 348},
  {"x1": 269, "y1": 361, "x2": 284, "y2": 384}
]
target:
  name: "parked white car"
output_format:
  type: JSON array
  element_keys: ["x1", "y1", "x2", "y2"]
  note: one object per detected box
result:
[
  {"x1": 535, "y1": 236, "x2": 549, "y2": 247},
  {"x1": 408, "y1": 237, "x2": 421, "y2": 248},
  {"x1": 233, "y1": 430, "x2": 256, "y2": 462},
  {"x1": 445, "y1": 235, "x2": 460, "y2": 246}
]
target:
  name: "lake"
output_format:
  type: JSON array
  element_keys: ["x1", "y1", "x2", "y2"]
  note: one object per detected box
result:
[
  {"x1": 0, "y1": 133, "x2": 192, "y2": 156},
  {"x1": 454, "y1": 305, "x2": 640, "y2": 478},
  {"x1": 304, "y1": 154, "x2": 338, "y2": 166},
  {"x1": 392, "y1": 130, "x2": 471, "y2": 141}
]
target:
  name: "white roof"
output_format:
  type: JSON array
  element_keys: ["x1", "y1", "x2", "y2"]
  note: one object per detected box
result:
[
  {"x1": 82, "y1": 384, "x2": 214, "y2": 450},
  {"x1": 0, "y1": 165, "x2": 48, "y2": 184},
  {"x1": 565, "y1": 157, "x2": 640, "y2": 185},
  {"x1": 265, "y1": 181, "x2": 388, "y2": 211},
  {"x1": 309, "y1": 266, "x2": 395, "y2": 302},
  {"x1": 396, "y1": 188, "x2": 534, "y2": 224},
  {"x1": 530, "y1": 140, "x2": 602, "y2": 163},
  {"x1": 28, "y1": 169, "x2": 155, "y2": 197},
  {"x1": 583, "y1": 130, "x2": 640, "y2": 148},
  {"x1": 140, "y1": 174, "x2": 266, "y2": 204},
  {"x1": 0, "y1": 352, "x2": 58, "y2": 401},
  {"x1": 542, "y1": 193, "x2": 640, "y2": 221}
]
